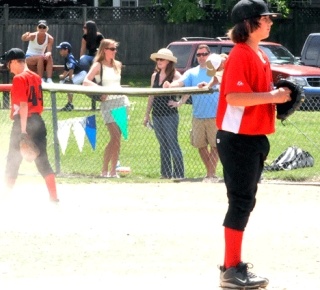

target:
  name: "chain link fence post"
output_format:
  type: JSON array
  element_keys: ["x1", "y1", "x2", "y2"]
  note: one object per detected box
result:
[{"x1": 50, "y1": 91, "x2": 61, "y2": 174}]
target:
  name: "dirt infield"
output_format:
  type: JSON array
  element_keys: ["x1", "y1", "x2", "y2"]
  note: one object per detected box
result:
[{"x1": 0, "y1": 179, "x2": 319, "y2": 290}]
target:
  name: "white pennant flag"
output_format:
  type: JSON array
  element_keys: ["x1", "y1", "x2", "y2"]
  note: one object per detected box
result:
[
  {"x1": 57, "y1": 119, "x2": 73, "y2": 155},
  {"x1": 71, "y1": 117, "x2": 86, "y2": 152}
]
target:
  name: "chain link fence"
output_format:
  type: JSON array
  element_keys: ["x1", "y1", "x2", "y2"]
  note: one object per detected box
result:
[
  {"x1": 1, "y1": 83, "x2": 319, "y2": 183},
  {"x1": 0, "y1": 4, "x2": 320, "y2": 183}
]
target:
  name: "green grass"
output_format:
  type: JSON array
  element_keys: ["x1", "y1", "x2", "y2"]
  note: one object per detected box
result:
[{"x1": 1, "y1": 76, "x2": 319, "y2": 183}]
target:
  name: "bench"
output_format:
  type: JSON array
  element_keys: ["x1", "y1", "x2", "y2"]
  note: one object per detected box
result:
[
  {"x1": 27, "y1": 64, "x2": 65, "y2": 76},
  {"x1": 1, "y1": 64, "x2": 65, "y2": 109}
]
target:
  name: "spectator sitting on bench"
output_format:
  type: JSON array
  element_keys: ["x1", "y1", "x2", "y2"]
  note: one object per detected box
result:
[
  {"x1": 57, "y1": 41, "x2": 87, "y2": 112},
  {"x1": 79, "y1": 20, "x2": 104, "y2": 72},
  {"x1": 21, "y1": 20, "x2": 54, "y2": 83}
]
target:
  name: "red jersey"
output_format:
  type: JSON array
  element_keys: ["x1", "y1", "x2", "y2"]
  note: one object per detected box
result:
[
  {"x1": 10, "y1": 70, "x2": 43, "y2": 119},
  {"x1": 216, "y1": 43, "x2": 276, "y2": 135}
]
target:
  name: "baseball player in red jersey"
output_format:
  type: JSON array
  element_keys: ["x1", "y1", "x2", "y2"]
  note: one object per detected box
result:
[
  {"x1": 2, "y1": 48, "x2": 59, "y2": 202},
  {"x1": 215, "y1": 0, "x2": 292, "y2": 288}
]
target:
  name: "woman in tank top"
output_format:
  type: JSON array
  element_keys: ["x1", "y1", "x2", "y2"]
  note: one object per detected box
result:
[
  {"x1": 21, "y1": 20, "x2": 54, "y2": 83},
  {"x1": 143, "y1": 48, "x2": 185, "y2": 180},
  {"x1": 83, "y1": 39, "x2": 129, "y2": 178},
  {"x1": 79, "y1": 20, "x2": 104, "y2": 72}
]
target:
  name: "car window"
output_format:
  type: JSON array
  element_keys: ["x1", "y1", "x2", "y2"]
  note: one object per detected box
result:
[
  {"x1": 260, "y1": 45, "x2": 296, "y2": 64},
  {"x1": 221, "y1": 46, "x2": 233, "y2": 55},
  {"x1": 208, "y1": 45, "x2": 219, "y2": 53},
  {"x1": 304, "y1": 36, "x2": 320, "y2": 61},
  {"x1": 167, "y1": 44, "x2": 192, "y2": 69}
]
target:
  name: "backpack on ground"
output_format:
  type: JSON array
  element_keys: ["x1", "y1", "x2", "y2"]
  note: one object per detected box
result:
[{"x1": 264, "y1": 146, "x2": 314, "y2": 171}]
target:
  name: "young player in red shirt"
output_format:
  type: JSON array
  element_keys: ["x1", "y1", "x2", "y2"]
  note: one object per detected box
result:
[
  {"x1": 216, "y1": 0, "x2": 292, "y2": 288},
  {"x1": 2, "y1": 48, "x2": 59, "y2": 202}
]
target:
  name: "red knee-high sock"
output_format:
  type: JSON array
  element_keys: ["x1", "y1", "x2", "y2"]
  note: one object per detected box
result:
[
  {"x1": 44, "y1": 174, "x2": 58, "y2": 201},
  {"x1": 5, "y1": 177, "x2": 16, "y2": 189},
  {"x1": 224, "y1": 227, "x2": 244, "y2": 269}
]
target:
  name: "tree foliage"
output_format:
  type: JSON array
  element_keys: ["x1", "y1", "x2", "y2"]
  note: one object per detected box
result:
[
  {"x1": 159, "y1": 0, "x2": 208, "y2": 23},
  {"x1": 155, "y1": 0, "x2": 291, "y2": 24}
]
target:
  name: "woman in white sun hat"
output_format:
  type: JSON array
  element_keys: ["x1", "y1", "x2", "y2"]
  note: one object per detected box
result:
[{"x1": 143, "y1": 48, "x2": 185, "y2": 180}]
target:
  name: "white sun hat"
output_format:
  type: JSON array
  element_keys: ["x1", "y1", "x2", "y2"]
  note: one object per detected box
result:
[
  {"x1": 206, "y1": 53, "x2": 222, "y2": 77},
  {"x1": 150, "y1": 48, "x2": 177, "y2": 63}
]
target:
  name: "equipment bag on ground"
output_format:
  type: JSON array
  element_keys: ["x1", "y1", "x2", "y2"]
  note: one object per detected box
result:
[{"x1": 264, "y1": 146, "x2": 314, "y2": 171}]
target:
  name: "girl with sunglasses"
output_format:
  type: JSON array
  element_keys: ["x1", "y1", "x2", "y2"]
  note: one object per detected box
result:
[
  {"x1": 144, "y1": 48, "x2": 185, "y2": 180},
  {"x1": 83, "y1": 39, "x2": 129, "y2": 178}
]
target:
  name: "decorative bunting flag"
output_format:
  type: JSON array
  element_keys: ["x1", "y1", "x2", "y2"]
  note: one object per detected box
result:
[
  {"x1": 71, "y1": 117, "x2": 86, "y2": 152},
  {"x1": 57, "y1": 119, "x2": 73, "y2": 155},
  {"x1": 57, "y1": 115, "x2": 97, "y2": 154},
  {"x1": 111, "y1": 106, "x2": 128, "y2": 140},
  {"x1": 85, "y1": 115, "x2": 97, "y2": 150}
]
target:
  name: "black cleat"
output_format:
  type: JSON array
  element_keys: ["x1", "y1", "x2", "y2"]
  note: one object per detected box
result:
[
  {"x1": 50, "y1": 197, "x2": 59, "y2": 203},
  {"x1": 219, "y1": 262, "x2": 269, "y2": 289}
]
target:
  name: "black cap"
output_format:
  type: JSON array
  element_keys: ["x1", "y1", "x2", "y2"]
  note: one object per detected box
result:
[
  {"x1": 38, "y1": 20, "x2": 47, "y2": 27},
  {"x1": 231, "y1": 0, "x2": 281, "y2": 24},
  {"x1": 56, "y1": 41, "x2": 72, "y2": 51},
  {"x1": 0, "y1": 48, "x2": 25, "y2": 65}
]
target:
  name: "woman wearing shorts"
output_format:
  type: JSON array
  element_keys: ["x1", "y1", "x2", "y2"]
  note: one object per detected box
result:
[{"x1": 83, "y1": 39, "x2": 129, "y2": 178}]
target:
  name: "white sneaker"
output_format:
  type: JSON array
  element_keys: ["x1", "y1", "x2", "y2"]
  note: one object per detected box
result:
[
  {"x1": 202, "y1": 176, "x2": 219, "y2": 183},
  {"x1": 47, "y1": 78, "x2": 53, "y2": 83},
  {"x1": 172, "y1": 177, "x2": 185, "y2": 182}
]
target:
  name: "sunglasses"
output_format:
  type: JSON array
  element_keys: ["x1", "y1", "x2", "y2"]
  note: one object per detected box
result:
[
  {"x1": 156, "y1": 58, "x2": 165, "y2": 61},
  {"x1": 196, "y1": 52, "x2": 209, "y2": 57},
  {"x1": 38, "y1": 25, "x2": 47, "y2": 29},
  {"x1": 105, "y1": 47, "x2": 117, "y2": 51}
]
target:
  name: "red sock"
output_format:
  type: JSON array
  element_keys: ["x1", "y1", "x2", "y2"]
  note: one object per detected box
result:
[
  {"x1": 5, "y1": 177, "x2": 16, "y2": 189},
  {"x1": 44, "y1": 174, "x2": 58, "y2": 200},
  {"x1": 224, "y1": 227, "x2": 244, "y2": 269}
]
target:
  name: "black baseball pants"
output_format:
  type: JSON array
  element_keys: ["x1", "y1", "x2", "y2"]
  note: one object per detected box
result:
[{"x1": 216, "y1": 130, "x2": 270, "y2": 231}]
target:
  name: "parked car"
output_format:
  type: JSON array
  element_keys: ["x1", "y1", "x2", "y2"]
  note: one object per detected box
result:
[
  {"x1": 300, "y1": 33, "x2": 320, "y2": 68},
  {"x1": 167, "y1": 37, "x2": 320, "y2": 110}
]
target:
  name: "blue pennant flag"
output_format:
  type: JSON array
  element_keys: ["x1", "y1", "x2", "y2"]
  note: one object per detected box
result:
[{"x1": 85, "y1": 115, "x2": 97, "y2": 150}]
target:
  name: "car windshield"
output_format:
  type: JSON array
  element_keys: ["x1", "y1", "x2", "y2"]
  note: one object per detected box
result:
[
  {"x1": 259, "y1": 44, "x2": 297, "y2": 64},
  {"x1": 167, "y1": 44, "x2": 192, "y2": 68}
]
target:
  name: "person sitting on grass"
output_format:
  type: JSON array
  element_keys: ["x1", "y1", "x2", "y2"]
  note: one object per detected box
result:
[{"x1": 56, "y1": 41, "x2": 87, "y2": 112}]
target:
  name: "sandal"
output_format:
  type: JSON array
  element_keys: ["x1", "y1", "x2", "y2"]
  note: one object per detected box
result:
[
  {"x1": 109, "y1": 174, "x2": 120, "y2": 178},
  {"x1": 100, "y1": 172, "x2": 110, "y2": 178}
]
